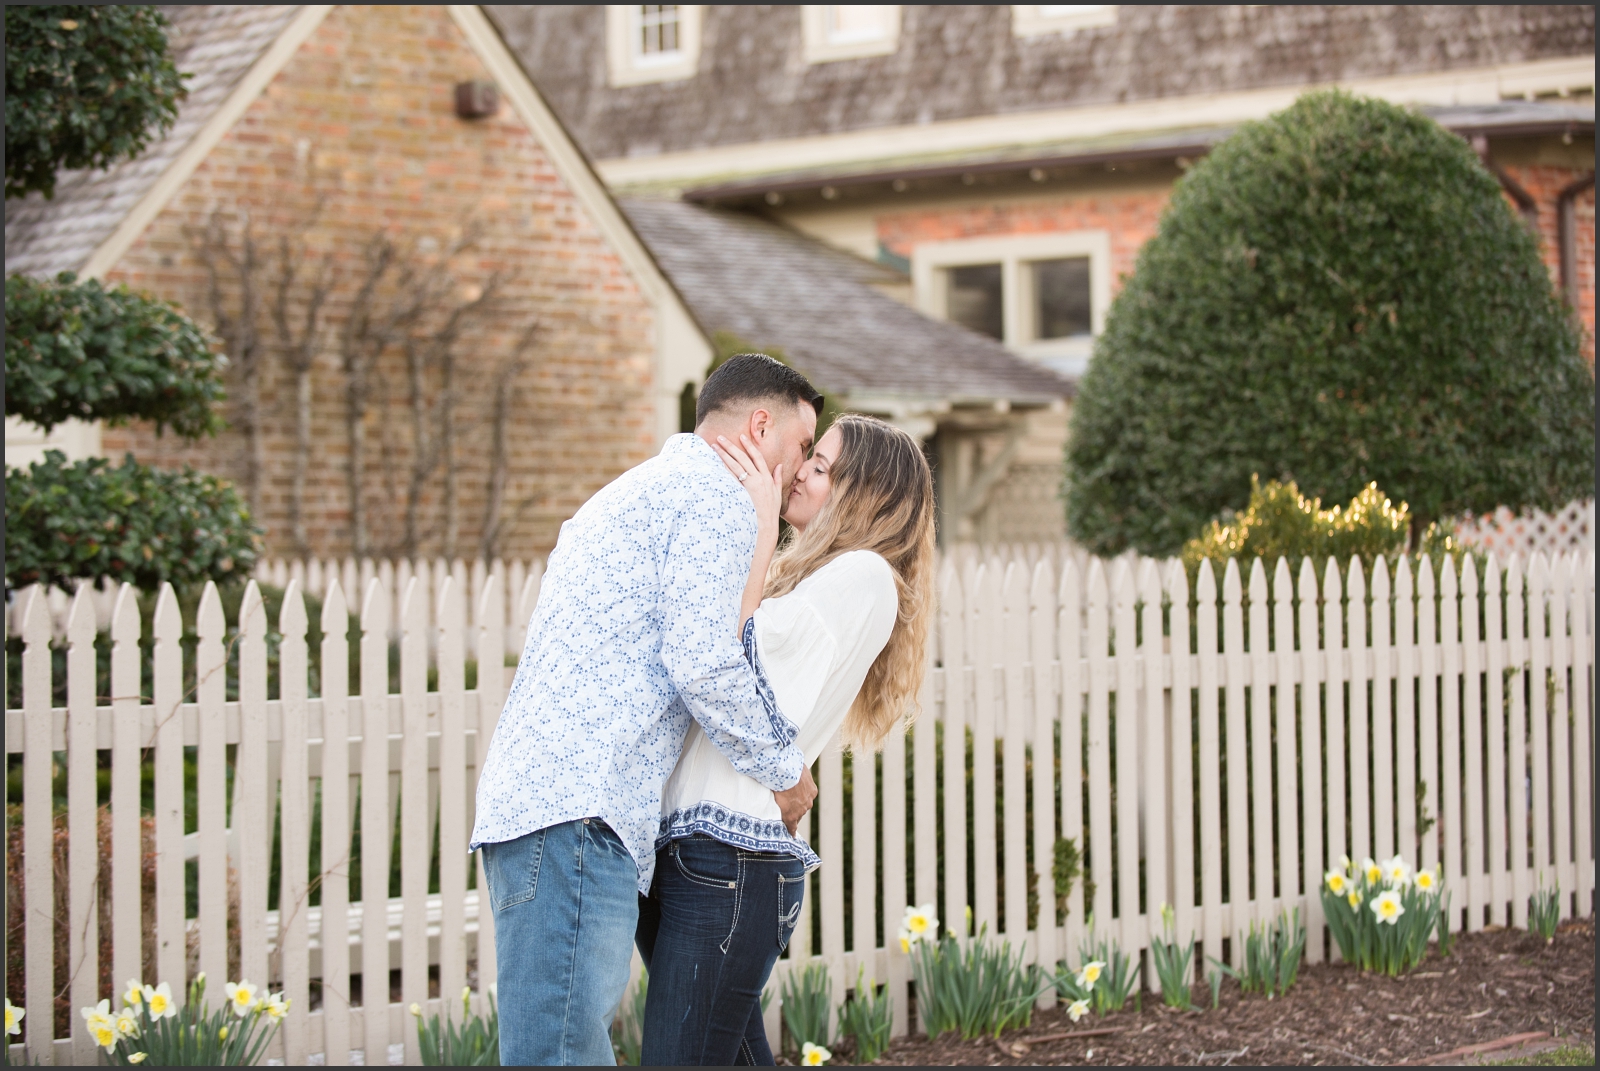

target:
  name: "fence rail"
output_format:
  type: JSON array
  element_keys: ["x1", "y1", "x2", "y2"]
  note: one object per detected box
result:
[{"x1": 5, "y1": 548, "x2": 1594, "y2": 1064}]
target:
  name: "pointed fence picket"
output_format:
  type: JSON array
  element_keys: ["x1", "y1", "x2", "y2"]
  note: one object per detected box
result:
[{"x1": 6, "y1": 550, "x2": 1595, "y2": 1064}]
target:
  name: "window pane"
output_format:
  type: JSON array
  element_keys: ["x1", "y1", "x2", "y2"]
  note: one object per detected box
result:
[
  {"x1": 828, "y1": 5, "x2": 891, "y2": 43},
  {"x1": 947, "y1": 263, "x2": 1004, "y2": 341},
  {"x1": 1033, "y1": 257, "x2": 1091, "y2": 339},
  {"x1": 637, "y1": 5, "x2": 681, "y2": 55}
]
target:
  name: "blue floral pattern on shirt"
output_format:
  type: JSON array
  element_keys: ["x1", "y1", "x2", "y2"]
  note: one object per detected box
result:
[{"x1": 470, "y1": 434, "x2": 805, "y2": 893}]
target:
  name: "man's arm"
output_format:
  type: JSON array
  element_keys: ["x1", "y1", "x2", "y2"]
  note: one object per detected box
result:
[{"x1": 659, "y1": 494, "x2": 806, "y2": 795}]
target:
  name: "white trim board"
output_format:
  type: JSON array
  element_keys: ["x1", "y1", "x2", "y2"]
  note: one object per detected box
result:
[
  {"x1": 597, "y1": 54, "x2": 1597, "y2": 189},
  {"x1": 79, "y1": 5, "x2": 336, "y2": 280}
]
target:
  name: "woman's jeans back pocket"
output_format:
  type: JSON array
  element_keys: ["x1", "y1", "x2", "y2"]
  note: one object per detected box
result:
[{"x1": 777, "y1": 871, "x2": 805, "y2": 952}]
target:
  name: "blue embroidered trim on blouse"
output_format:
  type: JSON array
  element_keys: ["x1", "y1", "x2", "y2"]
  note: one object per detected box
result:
[
  {"x1": 743, "y1": 615, "x2": 799, "y2": 750},
  {"x1": 657, "y1": 801, "x2": 822, "y2": 871}
]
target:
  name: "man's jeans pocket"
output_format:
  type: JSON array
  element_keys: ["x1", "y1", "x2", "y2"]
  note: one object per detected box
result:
[
  {"x1": 482, "y1": 827, "x2": 547, "y2": 912},
  {"x1": 777, "y1": 871, "x2": 805, "y2": 952}
]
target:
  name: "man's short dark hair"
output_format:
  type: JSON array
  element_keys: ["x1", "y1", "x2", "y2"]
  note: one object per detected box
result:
[{"x1": 695, "y1": 353, "x2": 823, "y2": 427}]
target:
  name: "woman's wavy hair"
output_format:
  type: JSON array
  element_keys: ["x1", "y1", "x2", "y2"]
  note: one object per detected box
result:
[{"x1": 764, "y1": 414, "x2": 937, "y2": 751}]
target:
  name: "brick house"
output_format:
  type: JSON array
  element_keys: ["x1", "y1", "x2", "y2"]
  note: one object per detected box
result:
[{"x1": 490, "y1": 4, "x2": 1596, "y2": 540}]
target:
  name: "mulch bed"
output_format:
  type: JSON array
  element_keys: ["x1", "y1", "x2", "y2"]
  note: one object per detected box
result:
[{"x1": 847, "y1": 918, "x2": 1595, "y2": 1066}]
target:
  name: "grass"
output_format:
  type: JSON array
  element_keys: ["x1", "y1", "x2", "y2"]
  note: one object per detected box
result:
[{"x1": 1484, "y1": 1045, "x2": 1595, "y2": 1066}]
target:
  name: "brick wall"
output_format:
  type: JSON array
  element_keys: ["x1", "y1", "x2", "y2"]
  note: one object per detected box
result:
[
  {"x1": 101, "y1": 5, "x2": 659, "y2": 560},
  {"x1": 1500, "y1": 162, "x2": 1596, "y2": 364}
]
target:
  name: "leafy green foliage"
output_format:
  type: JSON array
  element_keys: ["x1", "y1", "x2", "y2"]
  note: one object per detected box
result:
[
  {"x1": 1209, "y1": 909, "x2": 1306, "y2": 999},
  {"x1": 95, "y1": 975, "x2": 285, "y2": 1066},
  {"x1": 1054, "y1": 922, "x2": 1140, "y2": 1014},
  {"x1": 5, "y1": 5, "x2": 186, "y2": 200},
  {"x1": 780, "y1": 961, "x2": 834, "y2": 1052},
  {"x1": 414, "y1": 988, "x2": 499, "y2": 1066},
  {"x1": 837, "y1": 967, "x2": 893, "y2": 1064},
  {"x1": 1320, "y1": 856, "x2": 1451, "y2": 975},
  {"x1": 612, "y1": 970, "x2": 647, "y2": 1065},
  {"x1": 910, "y1": 928, "x2": 1046, "y2": 1040},
  {"x1": 6, "y1": 272, "x2": 226, "y2": 438},
  {"x1": 1528, "y1": 881, "x2": 1561, "y2": 943},
  {"x1": 5, "y1": 450, "x2": 261, "y2": 592},
  {"x1": 1066, "y1": 90, "x2": 1595, "y2": 556},
  {"x1": 1149, "y1": 903, "x2": 1196, "y2": 1010}
]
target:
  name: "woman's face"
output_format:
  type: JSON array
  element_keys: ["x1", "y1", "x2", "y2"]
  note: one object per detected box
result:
[{"x1": 783, "y1": 425, "x2": 840, "y2": 532}]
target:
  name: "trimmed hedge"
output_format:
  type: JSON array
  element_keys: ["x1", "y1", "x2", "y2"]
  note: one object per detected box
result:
[
  {"x1": 5, "y1": 450, "x2": 261, "y2": 592},
  {"x1": 5, "y1": 272, "x2": 226, "y2": 438},
  {"x1": 1065, "y1": 90, "x2": 1595, "y2": 556}
]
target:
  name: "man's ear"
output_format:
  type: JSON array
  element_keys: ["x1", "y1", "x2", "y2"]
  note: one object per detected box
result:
[{"x1": 748, "y1": 406, "x2": 773, "y2": 440}]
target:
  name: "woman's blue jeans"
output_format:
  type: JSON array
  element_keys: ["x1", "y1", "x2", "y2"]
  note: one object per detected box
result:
[{"x1": 636, "y1": 835, "x2": 807, "y2": 1066}]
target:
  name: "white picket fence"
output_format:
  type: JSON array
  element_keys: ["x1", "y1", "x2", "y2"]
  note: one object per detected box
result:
[{"x1": 5, "y1": 548, "x2": 1594, "y2": 1065}]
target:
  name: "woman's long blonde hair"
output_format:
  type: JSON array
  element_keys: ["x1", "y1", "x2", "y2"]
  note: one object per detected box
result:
[{"x1": 764, "y1": 414, "x2": 937, "y2": 751}]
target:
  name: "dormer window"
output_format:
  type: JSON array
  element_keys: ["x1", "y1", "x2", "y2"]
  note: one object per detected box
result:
[
  {"x1": 607, "y1": 5, "x2": 702, "y2": 86},
  {"x1": 1012, "y1": 5, "x2": 1117, "y2": 36},
  {"x1": 802, "y1": 5, "x2": 900, "y2": 63}
]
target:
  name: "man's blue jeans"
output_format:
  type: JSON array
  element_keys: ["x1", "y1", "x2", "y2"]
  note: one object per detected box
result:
[
  {"x1": 481, "y1": 819, "x2": 638, "y2": 1065},
  {"x1": 636, "y1": 835, "x2": 807, "y2": 1066}
]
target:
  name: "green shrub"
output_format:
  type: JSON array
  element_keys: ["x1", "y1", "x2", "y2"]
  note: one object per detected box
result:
[
  {"x1": 1066, "y1": 89, "x2": 1595, "y2": 557},
  {"x1": 6, "y1": 272, "x2": 226, "y2": 438},
  {"x1": 1528, "y1": 881, "x2": 1561, "y2": 943},
  {"x1": 909, "y1": 928, "x2": 1045, "y2": 1041},
  {"x1": 5, "y1": 449, "x2": 261, "y2": 592},
  {"x1": 414, "y1": 988, "x2": 498, "y2": 1066},
  {"x1": 5, "y1": 5, "x2": 186, "y2": 199},
  {"x1": 837, "y1": 967, "x2": 893, "y2": 1064}
]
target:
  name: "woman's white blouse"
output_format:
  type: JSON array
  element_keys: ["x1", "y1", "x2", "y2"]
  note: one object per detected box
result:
[{"x1": 656, "y1": 549, "x2": 898, "y2": 869}]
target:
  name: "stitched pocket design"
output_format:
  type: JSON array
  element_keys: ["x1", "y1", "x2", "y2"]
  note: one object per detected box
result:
[
  {"x1": 777, "y1": 872, "x2": 805, "y2": 952},
  {"x1": 485, "y1": 828, "x2": 545, "y2": 911}
]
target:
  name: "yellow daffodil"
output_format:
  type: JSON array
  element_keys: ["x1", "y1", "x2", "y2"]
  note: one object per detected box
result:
[
  {"x1": 897, "y1": 929, "x2": 912, "y2": 954},
  {"x1": 1068, "y1": 998, "x2": 1091, "y2": 1023},
  {"x1": 1325, "y1": 870, "x2": 1347, "y2": 895},
  {"x1": 1371, "y1": 889, "x2": 1405, "y2": 925},
  {"x1": 224, "y1": 981, "x2": 257, "y2": 1018},
  {"x1": 1385, "y1": 855, "x2": 1409, "y2": 886},
  {"x1": 128, "y1": 1054, "x2": 147, "y2": 1065},
  {"x1": 81, "y1": 1000, "x2": 113, "y2": 1032},
  {"x1": 113, "y1": 1008, "x2": 140, "y2": 1038},
  {"x1": 902, "y1": 903, "x2": 938, "y2": 940},
  {"x1": 264, "y1": 993, "x2": 290, "y2": 1021},
  {"x1": 801, "y1": 1040, "x2": 832, "y2": 1065},
  {"x1": 122, "y1": 980, "x2": 144, "y2": 1007},
  {"x1": 1414, "y1": 867, "x2": 1437, "y2": 892},
  {"x1": 1075, "y1": 961, "x2": 1105, "y2": 989},
  {"x1": 1362, "y1": 858, "x2": 1383, "y2": 885},
  {"x1": 142, "y1": 983, "x2": 176, "y2": 1020},
  {"x1": 5, "y1": 999, "x2": 23, "y2": 1035},
  {"x1": 1347, "y1": 890, "x2": 1362, "y2": 909},
  {"x1": 218, "y1": 1025, "x2": 229, "y2": 1041}
]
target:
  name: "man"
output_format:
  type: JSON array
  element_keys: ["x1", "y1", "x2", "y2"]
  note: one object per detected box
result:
[{"x1": 471, "y1": 353, "x2": 823, "y2": 1065}]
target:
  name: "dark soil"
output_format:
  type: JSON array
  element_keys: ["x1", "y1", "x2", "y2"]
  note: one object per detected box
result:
[{"x1": 852, "y1": 919, "x2": 1595, "y2": 1066}]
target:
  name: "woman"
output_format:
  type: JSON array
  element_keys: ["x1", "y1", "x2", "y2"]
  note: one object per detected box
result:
[{"x1": 636, "y1": 413, "x2": 936, "y2": 1066}]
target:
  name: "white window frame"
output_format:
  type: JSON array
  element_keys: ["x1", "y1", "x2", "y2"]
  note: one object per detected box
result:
[
  {"x1": 913, "y1": 231, "x2": 1112, "y2": 377},
  {"x1": 606, "y1": 5, "x2": 702, "y2": 87},
  {"x1": 1011, "y1": 5, "x2": 1118, "y2": 37},
  {"x1": 801, "y1": 5, "x2": 901, "y2": 64}
]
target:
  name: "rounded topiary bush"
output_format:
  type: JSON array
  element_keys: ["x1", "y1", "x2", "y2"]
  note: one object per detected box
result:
[{"x1": 1064, "y1": 89, "x2": 1595, "y2": 557}]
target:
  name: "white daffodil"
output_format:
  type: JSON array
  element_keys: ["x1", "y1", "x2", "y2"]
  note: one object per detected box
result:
[
  {"x1": 122, "y1": 979, "x2": 144, "y2": 1008},
  {"x1": 1362, "y1": 858, "x2": 1383, "y2": 885},
  {"x1": 897, "y1": 928, "x2": 912, "y2": 954},
  {"x1": 1325, "y1": 870, "x2": 1348, "y2": 895},
  {"x1": 1340, "y1": 854, "x2": 1353, "y2": 872},
  {"x1": 263, "y1": 993, "x2": 290, "y2": 1021},
  {"x1": 410, "y1": 1002, "x2": 423, "y2": 1017},
  {"x1": 1347, "y1": 890, "x2": 1362, "y2": 909},
  {"x1": 1068, "y1": 998, "x2": 1091, "y2": 1023},
  {"x1": 81, "y1": 999, "x2": 113, "y2": 1031},
  {"x1": 1384, "y1": 855, "x2": 1410, "y2": 886},
  {"x1": 225, "y1": 981, "x2": 258, "y2": 1018},
  {"x1": 113, "y1": 1008, "x2": 140, "y2": 1038},
  {"x1": 1371, "y1": 889, "x2": 1405, "y2": 925},
  {"x1": 902, "y1": 903, "x2": 939, "y2": 942},
  {"x1": 142, "y1": 983, "x2": 176, "y2": 1020},
  {"x1": 91, "y1": 1020, "x2": 118, "y2": 1053},
  {"x1": 1414, "y1": 867, "x2": 1438, "y2": 892},
  {"x1": 1075, "y1": 961, "x2": 1106, "y2": 989},
  {"x1": 5, "y1": 999, "x2": 23, "y2": 1036},
  {"x1": 801, "y1": 1040, "x2": 832, "y2": 1065}
]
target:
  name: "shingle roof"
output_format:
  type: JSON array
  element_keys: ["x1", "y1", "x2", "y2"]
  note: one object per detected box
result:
[
  {"x1": 4, "y1": 6, "x2": 304, "y2": 279},
  {"x1": 490, "y1": 5, "x2": 1595, "y2": 164},
  {"x1": 621, "y1": 198, "x2": 1072, "y2": 405}
]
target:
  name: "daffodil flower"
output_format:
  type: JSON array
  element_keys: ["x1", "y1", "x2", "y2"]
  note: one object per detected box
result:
[
  {"x1": 897, "y1": 929, "x2": 912, "y2": 954},
  {"x1": 81, "y1": 999, "x2": 113, "y2": 1032},
  {"x1": 1384, "y1": 855, "x2": 1409, "y2": 886},
  {"x1": 802, "y1": 1040, "x2": 832, "y2": 1065},
  {"x1": 264, "y1": 993, "x2": 290, "y2": 1021},
  {"x1": 4, "y1": 999, "x2": 23, "y2": 1036},
  {"x1": 122, "y1": 980, "x2": 144, "y2": 1007},
  {"x1": 1075, "y1": 961, "x2": 1105, "y2": 989},
  {"x1": 224, "y1": 981, "x2": 257, "y2": 1018},
  {"x1": 142, "y1": 983, "x2": 176, "y2": 1020},
  {"x1": 128, "y1": 1054, "x2": 147, "y2": 1065},
  {"x1": 1362, "y1": 858, "x2": 1383, "y2": 885},
  {"x1": 218, "y1": 1025, "x2": 229, "y2": 1041},
  {"x1": 1414, "y1": 867, "x2": 1438, "y2": 892},
  {"x1": 1347, "y1": 890, "x2": 1362, "y2": 909},
  {"x1": 1068, "y1": 998, "x2": 1091, "y2": 1023},
  {"x1": 1340, "y1": 854, "x2": 1353, "y2": 872},
  {"x1": 409, "y1": 1002, "x2": 423, "y2": 1017},
  {"x1": 1371, "y1": 889, "x2": 1405, "y2": 924},
  {"x1": 91, "y1": 1021, "x2": 118, "y2": 1052},
  {"x1": 902, "y1": 903, "x2": 938, "y2": 941},
  {"x1": 1325, "y1": 870, "x2": 1347, "y2": 895},
  {"x1": 114, "y1": 1008, "x2": 140, "y2": 1038}
]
